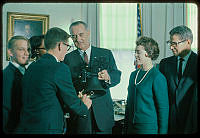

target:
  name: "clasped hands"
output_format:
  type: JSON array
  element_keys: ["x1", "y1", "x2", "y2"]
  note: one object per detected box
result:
[{"x1": 78, "y1": 90, "x2": 92, "y2": 109}]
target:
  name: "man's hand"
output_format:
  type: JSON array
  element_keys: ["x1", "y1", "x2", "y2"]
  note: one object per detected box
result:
[
  {"x1": 78, "y1": 90, "x2": 92, "y2": 109},
  {"x1": 98, "y1": 69, "x2": 110, "y2": 83}
]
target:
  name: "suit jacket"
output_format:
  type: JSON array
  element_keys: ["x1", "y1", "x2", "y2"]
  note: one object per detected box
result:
[
  {"x1": 3, "y1": 63, "x2": 23, "y2": 134},
  {"x1": 16, "y1": 53, "x2": 89, "y2": 134},
  {"x1": 64, "y1": 46, "x2": 121, "y2": 132},
  {"x1": 159, "y1": 51, "x2": 198, "y2": 134},
  {"x1": 125, "y1": 67, "x2": 169, "y2": 134}
]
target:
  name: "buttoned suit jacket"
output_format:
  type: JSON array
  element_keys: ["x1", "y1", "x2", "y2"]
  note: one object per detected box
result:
[
  {"x1": 64, "y1": 46, "x2": 121, "y2": 132},
  {"x1": 16, "y1": 53, "x2": 89, "y2": 134},
  {"x1": 159, "y1": 51, "x2": 197, "y2": 134},
  {"x1": 3, "y1": 63, "x2": 23, "y2": 134}
]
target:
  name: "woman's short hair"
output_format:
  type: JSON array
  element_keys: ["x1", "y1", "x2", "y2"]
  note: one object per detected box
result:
[
  {"x1": 29, "y1": 35, "x2": 44, "y2": 59},
  {"x1": 136, "y1": 36, "x2": 160, "y2": 60}
]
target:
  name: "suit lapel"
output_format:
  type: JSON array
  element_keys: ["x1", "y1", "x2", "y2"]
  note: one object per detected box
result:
[
  {"x1": 176, "y1": 52, "x2": 196, "y2": 105},
  {"x1": 75, "y1": 49, "x2": 85, "y2": 64},
  {"x1": 89, "y1": 46, "x2": 95, "y2": 68},
  {"x1": 170, "y1": 56, "x2": 179, "y2": 87}
]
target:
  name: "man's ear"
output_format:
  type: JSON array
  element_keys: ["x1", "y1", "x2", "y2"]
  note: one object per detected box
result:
[
  {"x1": 145, "y1": 53, "x2": 148, "y2": 57},
  {"x1": 187, "y1": 39, "x2": 192, "y2": 45},
  {"x1": 87, "y1": 30, "x2": 90, "y2": 36},
  {"x1": 58, "y1": 43, "x2": 61, "y2": 51}
]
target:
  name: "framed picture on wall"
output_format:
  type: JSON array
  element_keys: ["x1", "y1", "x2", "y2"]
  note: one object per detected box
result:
[{"x1": 7, "y1": 12, "x2": 49, "y2": 60}]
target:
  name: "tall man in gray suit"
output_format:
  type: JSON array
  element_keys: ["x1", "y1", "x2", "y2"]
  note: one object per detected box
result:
[
  {"x1": 159, "y1": 25, "x2": 197, "y2": 134},
  {"x1": 64, "y1": 21, "x2": 121, "y2": 134},
  {"x1": 16, "y1": 27, "x2": 92, "y2": 134},
  {"x1": 3, "y1": 36, "x2": 30, "y2": 134}
]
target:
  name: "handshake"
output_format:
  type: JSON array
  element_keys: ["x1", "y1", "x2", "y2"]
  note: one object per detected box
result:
[{"x1": 78, "y1": 90, "x2": 92, "y2": 109}]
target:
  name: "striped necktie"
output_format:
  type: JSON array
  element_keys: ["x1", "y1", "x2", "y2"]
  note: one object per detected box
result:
[{"x1": 83, "y1": 51, "x2": 89, "y2": 64}]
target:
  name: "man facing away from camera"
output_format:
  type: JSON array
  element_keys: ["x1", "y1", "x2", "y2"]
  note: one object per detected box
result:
[{"x1": 15, "y1": 27, "x2": 92, "y2": 134}]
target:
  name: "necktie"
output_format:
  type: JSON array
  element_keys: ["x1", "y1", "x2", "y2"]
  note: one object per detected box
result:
[
  {"x1": 178, "y1": 58, "x2": 184, "y2": 82},
  {"x1": 83, "y1": 51, "x2": 89, "y2": 64}
]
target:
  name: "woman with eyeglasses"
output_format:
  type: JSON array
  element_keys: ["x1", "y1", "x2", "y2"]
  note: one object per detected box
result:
[
  {"x1": 124, "y1": 36, "x2": 169, "y2": 134},
  {"x1": 29, "y1": 35, "x2": 46, "y2": 61}
]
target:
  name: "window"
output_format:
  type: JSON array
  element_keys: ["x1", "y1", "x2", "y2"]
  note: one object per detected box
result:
[
  {"x1": 187, "y1": 3, "x2": 198, "y2": 53},
  {"x1": 99, "y1": 3, "x2": 137, "y2": 100},
  {"x1": 99, "y1": 3, "x2": 137, "y2": 50}
]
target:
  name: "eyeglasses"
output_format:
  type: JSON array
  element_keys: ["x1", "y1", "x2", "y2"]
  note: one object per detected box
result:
[
  {"x1": 70, "y1": 35, "x2": 77, "y2": 39},
  {"x1": 62, "y1": 42, "x2": 73, "y2": 51},
  {"x1": 70, "y1": 33, "x2": 85, "y2": 40},
  {"x1": 166, "y1": 40, "x2": 186, "y2": 47}
]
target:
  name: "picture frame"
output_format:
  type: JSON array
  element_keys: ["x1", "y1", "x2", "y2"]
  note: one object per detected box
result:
[{"x1": 7, "y1": 12, "x2": 49, "y2": 60}]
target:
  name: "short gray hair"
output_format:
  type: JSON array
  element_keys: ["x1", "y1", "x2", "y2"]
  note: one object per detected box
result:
[
  {"x1": 69, "y1": 21, "x2": 88, "y2": 35},
  {"x1": 169, "y1": 25, "x2": 193, "y2": 44}
]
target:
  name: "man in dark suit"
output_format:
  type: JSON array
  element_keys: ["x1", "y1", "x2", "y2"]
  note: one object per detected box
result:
[
  {"x1": 15, "y1": 27, "x2": 92, "y2": 134},
  {"x1": 159, "y1": 25, "x2": 197, "y2": 134},
  {"x1": 3, "y1": 36, "x2": 30, "y2": 133},
  {"x1": 63, "y1": 21, "x2": 121, "y2": 134},
  {"x1": 3, "y1": 36, "x2": 30, "y2": 134}
]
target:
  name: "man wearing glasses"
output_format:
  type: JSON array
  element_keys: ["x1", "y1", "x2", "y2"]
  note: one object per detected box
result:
[
  {"x1": 159, "y1": 25, "x2": 197, "y2": 134},
  {"x1": 15, "y1": 27, "x2": 92, "y2": 134}
]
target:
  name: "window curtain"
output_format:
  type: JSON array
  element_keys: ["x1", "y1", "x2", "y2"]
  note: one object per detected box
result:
[
  {"x1": 99, "y1": 3, "x2": 137, "y2": 50},
  {"x1": 186, "y1": 3, "x2": 198, "y2": 54},
  {"x1": 98, "y1": 3, "x2": 137, "y2": 99}
]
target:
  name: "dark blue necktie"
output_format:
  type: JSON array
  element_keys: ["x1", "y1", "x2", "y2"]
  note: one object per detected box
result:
[{"x1": 178, "y1": 58, "x2": 184, "y2": 82}]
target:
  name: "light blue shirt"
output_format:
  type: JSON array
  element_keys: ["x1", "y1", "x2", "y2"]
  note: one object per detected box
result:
[
  {"x1": 78, "y1": 45, "x2": 92, "y2": 63},
  {"x1": 177, "y1": 51, "x2": 191, "y2": 74},
  {"x1": 10, "y1": 61, "x2": 26, "y2": 75}
]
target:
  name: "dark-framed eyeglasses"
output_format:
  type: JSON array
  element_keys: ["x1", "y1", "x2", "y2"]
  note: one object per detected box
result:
[
  {"x1": 70, "y1": 35, "x2": 77, "y2": 40},
  {"x1": 62, "y1": 42, "x2": 73, "y2": 51},
  {"x1": 166, "y1": 39, "x2": 186, "y2": 47}
]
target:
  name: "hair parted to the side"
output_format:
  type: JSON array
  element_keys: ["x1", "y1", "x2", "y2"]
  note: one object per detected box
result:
[
  {"x1": 69, "y1": 21, "x2": 88, "y2": 34},
  {"x1": 7, "y1": 35, "x2": 30, "y2": 50},
  {"x1": 44, "y1": 27, "x2": 70, "y2": 50}
]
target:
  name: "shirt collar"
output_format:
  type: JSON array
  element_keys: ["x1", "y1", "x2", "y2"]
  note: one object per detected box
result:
[
  {"x1": 178, "y1": 50, "x2": 191, "y2": 62},
  {"x1": 51, "y1": 54, "x2": 60, "y2": 62},
  {"x1": 10, "y1": 61, "x2": 26, "y2": 75},
  {"x1": 78, "y1": 45, "x2": 92, "y2": 58}
]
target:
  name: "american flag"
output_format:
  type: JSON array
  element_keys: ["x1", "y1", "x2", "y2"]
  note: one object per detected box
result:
[
  {"x1": 137, "y1": 3, "x2": 142, "y2": 38},
  {"x1": 135, "y1": 3, "x2": 142, "y2": 69}
]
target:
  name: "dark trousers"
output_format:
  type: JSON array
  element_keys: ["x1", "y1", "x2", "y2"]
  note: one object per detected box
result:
[{"x1": 66, "y1": 106, "x2": 112, "y2": 134}]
